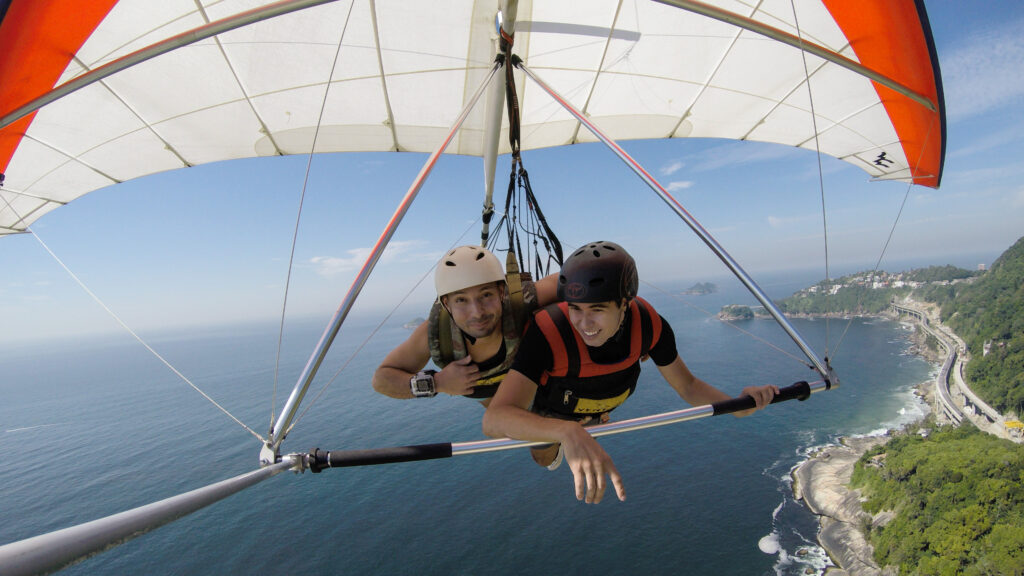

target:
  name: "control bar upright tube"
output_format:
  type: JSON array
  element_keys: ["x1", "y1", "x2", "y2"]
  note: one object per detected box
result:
[
  {"x1": 517, "y1": 61, "x2": 834, "y2": 384},
  {"x1": 266, "y1": 61, "x2": 503, "y2": 457},
  {"x1": 0, "y1": 459, "x2": 297, "y2": 576}
]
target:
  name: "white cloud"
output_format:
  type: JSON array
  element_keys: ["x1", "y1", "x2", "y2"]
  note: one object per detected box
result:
[
  {"x1": 767, "y1": 214, "x2": 817, "y2": 229},
  {"x1": 666, "y1": 181, "x2": 693, "y2": 191},
  {"x1": 21, "y1": 294, "x2": 52, "y2": 303},
  {"x1": 942, "y1": 18, "x2": 1024, "y2": 121},
  {"x1": 911, "y1": 192, "x2": 935, "y2": 204},
  {"x1": 661, "y1": 160, "x2": 684, "y2": 176},
  {"x1": 308, "y1": 254, "x2": 361, "y2": 277},
  {"x1": 688, "y1": 142, "x2": 800, "y2": 173},
  {"x1": 307, "y1": 240, "x2": 435, "y2": 277}
]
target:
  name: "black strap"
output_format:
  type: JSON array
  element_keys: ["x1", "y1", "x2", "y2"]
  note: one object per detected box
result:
[
  {"x1": 488, "y1": 47, "x2": 564, "y2": 279},
  {"x1": 637, "y1": 301, "x2": 654, "y2": 357},
  {"x1": 547, "y1": 305, "x2": 581, "y2": 378},
  {"x1": 438, "y1": 305, "x2": 454, "y2": 364}
]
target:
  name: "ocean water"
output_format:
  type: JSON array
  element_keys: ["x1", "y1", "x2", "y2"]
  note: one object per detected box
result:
[{"x1": 0, "y1": 278, "x2": 933, "y2": 575}]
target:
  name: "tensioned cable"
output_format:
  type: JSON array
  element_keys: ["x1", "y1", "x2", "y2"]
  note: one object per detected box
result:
[
  {"x1": 830, "y1": 114, "x2": 940, "y2": 360},
  {"x1": 789, "y1": 0, "x2": 833, "y2": 363},
  {"x1": 285, "y1": 216, "x2": 483, "y2": 435},
  {"x1": 560, "y1": 230, "x2": 814, "y2": 369},
  {"x1": 0, "y1": 193, "x2": 264, "y2": 443},
  {"x1": 787, "y1": 0, "x2": 941, "y2": 363},
  {"x1": 517, "y1": 60, "x2": 831, "y2": 380},
  {"x1": 641, "y1": 279, "x2": 813, "y2": 368},
  {"x1": 271, "y1": 0, "x2": 357, "y2": 434}
]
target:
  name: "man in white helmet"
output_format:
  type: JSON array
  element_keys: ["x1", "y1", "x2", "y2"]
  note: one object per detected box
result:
[{"x1": 373, "y1": 245, "x2": 557, "y2": 404}]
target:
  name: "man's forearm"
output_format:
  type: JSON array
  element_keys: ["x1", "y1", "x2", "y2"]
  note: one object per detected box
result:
[
  {"x1": 372, "y1": 366, "x2": 416, "y2": 399},
  {"x1": 482, "y1": 404, "x2": 577, "y2": 442}
]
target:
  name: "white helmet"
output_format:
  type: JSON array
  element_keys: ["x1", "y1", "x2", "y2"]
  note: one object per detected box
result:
[{"x1": 434, "y1": 245, "x2": 505, "y2": 298}]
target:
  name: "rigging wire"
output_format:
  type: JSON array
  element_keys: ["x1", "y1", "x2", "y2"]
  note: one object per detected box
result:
[
  {"x1": 786, "y1": 1, "x2": 942, "y2": 362},
  {"x1": 0, "y1": 192, "x2": 264, "y2": 443},
  {"x1": 790, "y1": 0, "x2": 833, "y2": 364},
  {"x1": 558, "y1": 229, "x2": 815, "y2": 369},
  {"x1": 271, "y1": 0, "x2": 357, "y2": 436},
  {"x1": 784, "y1": 1, "x2": 932, "y2": 366},
  {"x1": 641, "y1": 279, "x2": 814, "y2": 369},
  {"x1": 830, "y1": 114, "x2": 941, "y2": 359},
  {"x1": 488, "y1": 160, "x2": 562, "y2": 279}
]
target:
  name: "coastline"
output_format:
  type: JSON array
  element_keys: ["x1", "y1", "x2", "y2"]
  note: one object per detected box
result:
[
  {"x1": 791, "y1": 308, "x2": 941, "y2": 576},
  {"x1": 791, "y1": 435, "x2": 894, "y2": 576}
]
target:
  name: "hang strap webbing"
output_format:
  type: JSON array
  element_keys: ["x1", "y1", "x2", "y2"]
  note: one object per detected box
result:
[{"x1": 487, "y1": 50, "x2": 563, "y2": 279}]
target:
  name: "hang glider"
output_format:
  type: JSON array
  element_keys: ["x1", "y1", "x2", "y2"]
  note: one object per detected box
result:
[
  {"x1": 0, "y1": 1, "x2": 945, "y2": 573},
  {"x1": 1, "y1": 0, "x2": 944, "y2": 238}
]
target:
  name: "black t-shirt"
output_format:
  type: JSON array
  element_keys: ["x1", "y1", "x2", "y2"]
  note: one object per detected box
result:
[
  {"x1": 510, "y1": 303, "x2": 678, "y2": 385},
  {"x1": 474, "y1": 339, "x2": 507, "y2": 373}
]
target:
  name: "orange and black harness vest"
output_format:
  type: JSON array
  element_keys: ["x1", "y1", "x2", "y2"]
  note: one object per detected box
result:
[{"x1": 531, "y1": 297, "x2": 662, "y2": 418}]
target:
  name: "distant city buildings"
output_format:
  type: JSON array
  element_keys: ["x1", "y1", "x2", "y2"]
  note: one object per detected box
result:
[{"x1": 792, "y1": 270, "x2": 977, "y2": 299}]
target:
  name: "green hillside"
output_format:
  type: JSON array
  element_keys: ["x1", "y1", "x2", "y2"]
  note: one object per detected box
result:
[
  {"x1": 778, "y1": 266, "x2": 978, "y2": 316},
  {"x1": 849, "y1": 236, "x2": 1024, "y2": 576},
  {"x1": 851, "y1": 425, "x2": 1024, "y2": 575}
]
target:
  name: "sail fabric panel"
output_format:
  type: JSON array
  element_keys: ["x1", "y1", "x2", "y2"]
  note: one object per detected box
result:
[
  {"x1": 61, "y1": 3, "x2": 207, "y2": 83},
  {"x1": 0, "y1": 0, "x2": 945, "y2": 238},
  {"x1": 823, "y1": 0, "x2": 944, "y2": 187},
  {"x1": 0, "y1": 0, "x2": 120, "y2": 175}
]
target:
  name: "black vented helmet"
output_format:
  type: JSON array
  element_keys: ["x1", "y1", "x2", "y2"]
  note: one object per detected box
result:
[{"x1": 557, "y1": 241, "x2": 638, "y2": 303}]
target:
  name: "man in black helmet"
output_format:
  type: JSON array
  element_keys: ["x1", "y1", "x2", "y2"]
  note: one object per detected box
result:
[{"x1": 483, "y1": 241, "x2": 778, "y2": 504}]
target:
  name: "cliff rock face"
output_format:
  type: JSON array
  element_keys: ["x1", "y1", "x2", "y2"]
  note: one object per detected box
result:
[{"x1": 792, "y1": 437, "x2": 895, "y2": 576}]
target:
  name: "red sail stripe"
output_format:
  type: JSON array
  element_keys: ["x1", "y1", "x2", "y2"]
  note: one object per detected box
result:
[
  {"x1": 825, "y1": 0, "x2": 944, "y2": 188},
  {"x1": 0, "y1": 0, "x2": 119, "y2": 173}
]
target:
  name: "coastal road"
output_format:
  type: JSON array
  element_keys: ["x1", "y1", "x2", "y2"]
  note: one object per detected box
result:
[{"x1": 891, "y1": 300, "x2": 1019, "y2": 443}]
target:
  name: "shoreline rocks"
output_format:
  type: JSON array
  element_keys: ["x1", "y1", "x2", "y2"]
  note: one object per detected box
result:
[
  {"x1": 793, "y1": 317, "x2": 940, "y2": 575},
  {"x1": 792, "y1": 436, "x2": 893, "y2": 576}
]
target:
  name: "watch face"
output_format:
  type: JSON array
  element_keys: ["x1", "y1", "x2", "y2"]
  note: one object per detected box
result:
[{"x1": 412, "y1": 372, "x2": 434, "y2": 396}]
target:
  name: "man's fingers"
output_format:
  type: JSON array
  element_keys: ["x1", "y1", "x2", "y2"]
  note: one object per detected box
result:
[
  {"x1": 609, "y1": 467, "x2": 627, "y2": 502},
  {"x1": 757, "y1": 385, "x2": 780, "y2": 407},
  {"x1": 574, "y1": 469, "x2": 586, "y2": 501},
  {"x1": 582, "y1": 466, "x2": 601, "y2": 504},
  {"x1": 591, "y1": 469, "x2": 607, "y2": 504}
]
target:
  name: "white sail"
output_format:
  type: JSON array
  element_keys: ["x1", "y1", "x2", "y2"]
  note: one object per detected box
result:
[{"x1": 1, "y1": 0, "x2": 944, "y2": 238}]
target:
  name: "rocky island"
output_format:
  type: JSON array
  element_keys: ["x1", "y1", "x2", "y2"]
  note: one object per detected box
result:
[
  {"x1": 402, "y1": 317, "x2": 426, "y2": 330},
  {"x1": 717, "y1": 304, "x2": 769, "y2": 321},
  {"x1": 681, "y1": 281, "x2": 718, "y2": 295}
]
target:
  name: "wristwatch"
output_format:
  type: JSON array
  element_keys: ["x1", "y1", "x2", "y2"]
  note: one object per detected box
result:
[{"x1": 410, "y1": 369, "x2": 437, "y2": 397}]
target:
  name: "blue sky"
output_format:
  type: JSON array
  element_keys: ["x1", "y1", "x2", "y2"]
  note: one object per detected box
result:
[{"x1": 2, "y1": 0, "x2": 1023, "y2": 344}]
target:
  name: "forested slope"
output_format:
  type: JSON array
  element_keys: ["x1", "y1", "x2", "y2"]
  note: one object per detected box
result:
[{"x1": 851, "y1": 426, "x2": 1024, "y2": 575}]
